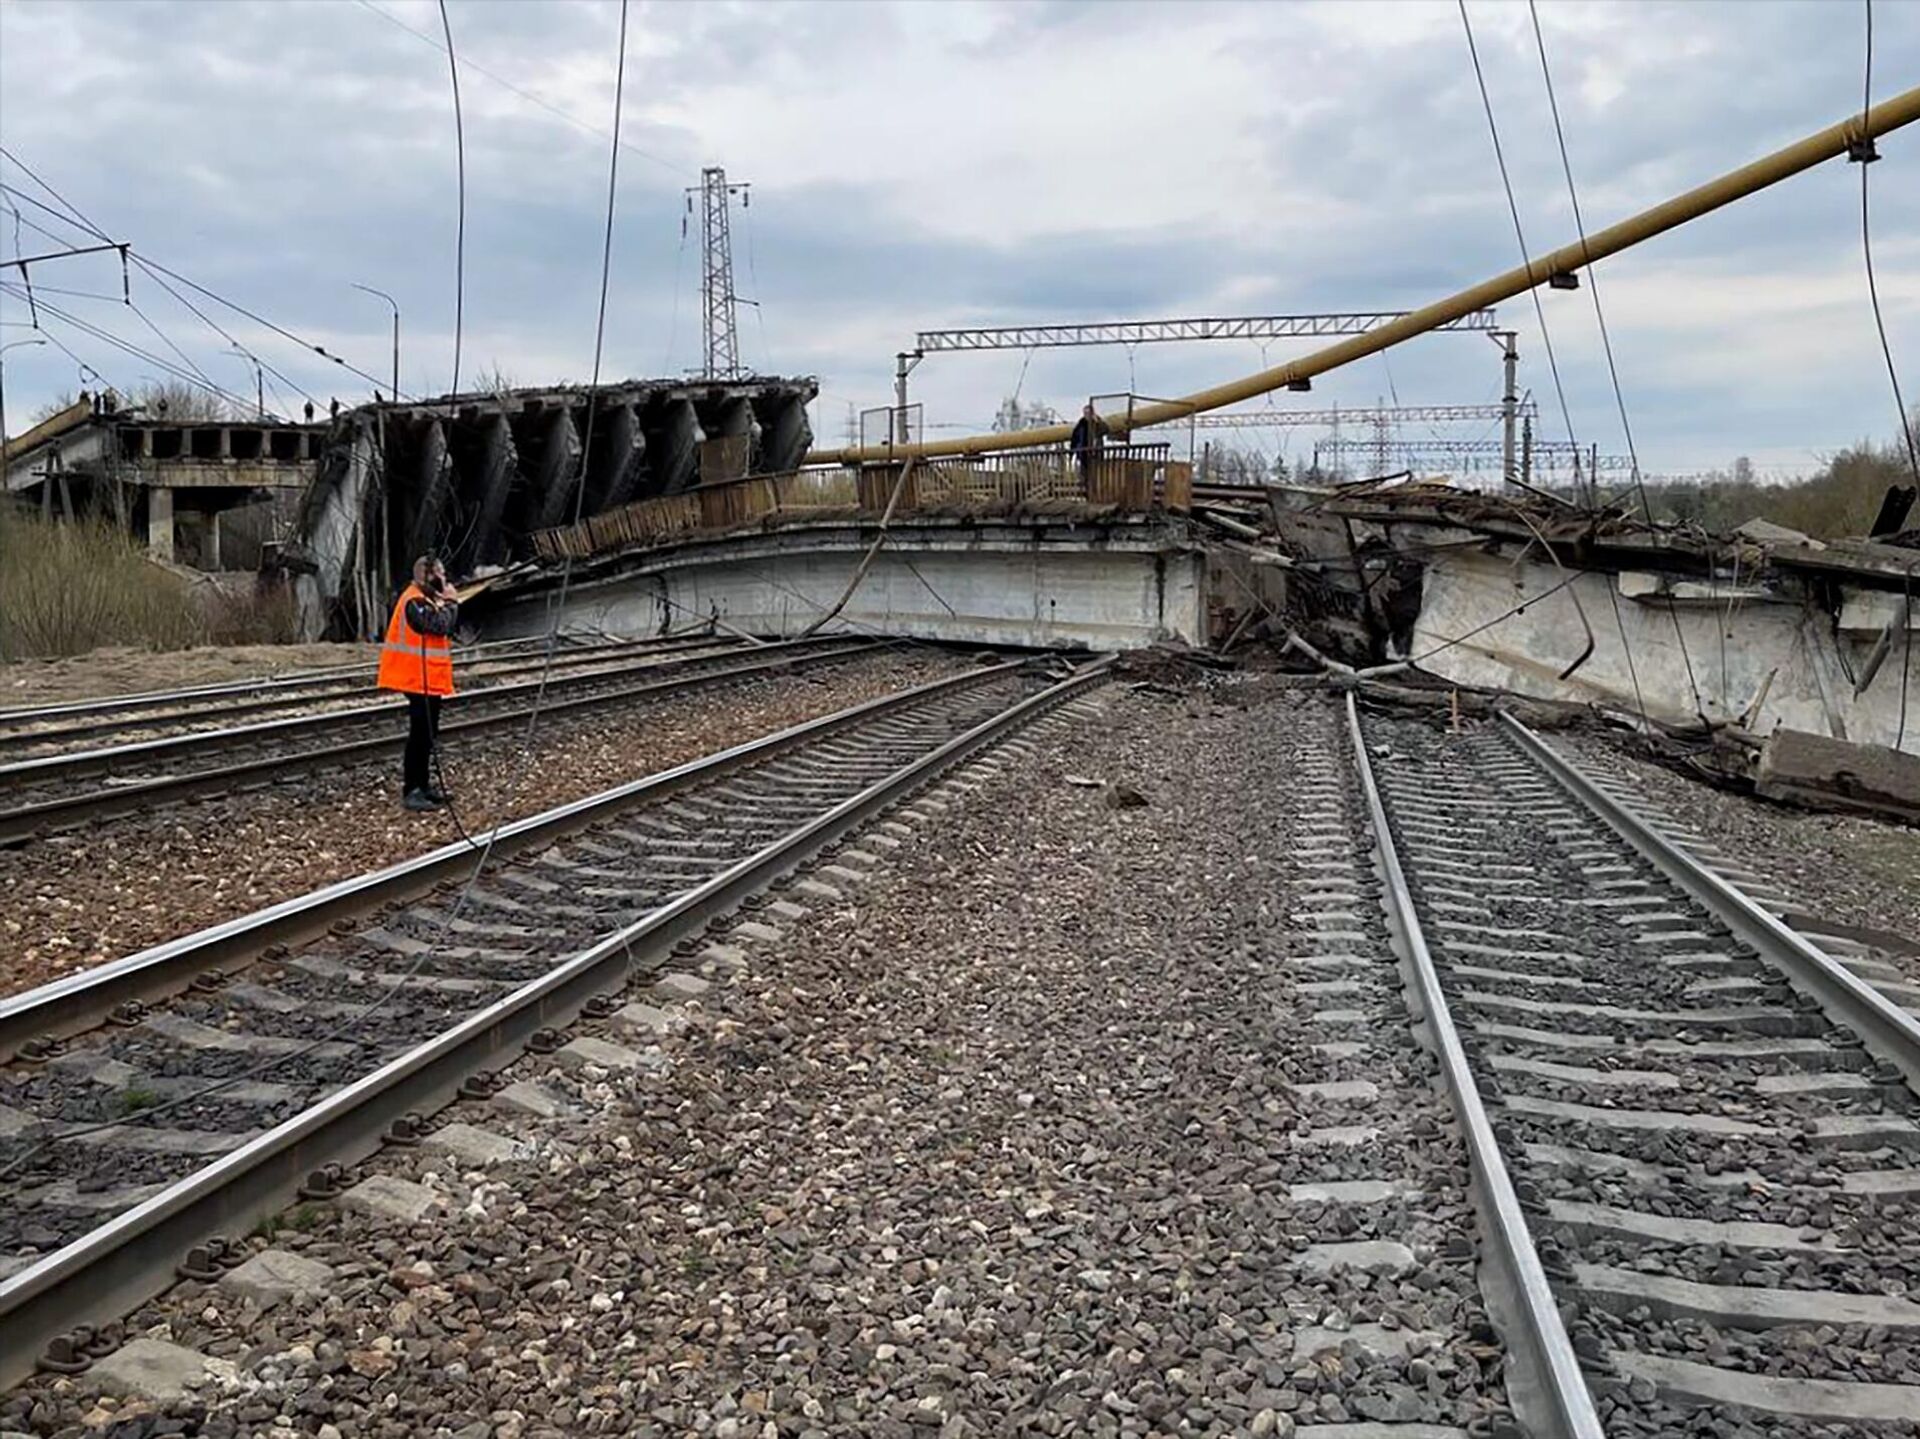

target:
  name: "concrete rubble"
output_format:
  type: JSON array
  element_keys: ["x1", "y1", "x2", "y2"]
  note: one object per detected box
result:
[{"x1": 1195, "y1": 475, "x2": 1920, "y2": 822}]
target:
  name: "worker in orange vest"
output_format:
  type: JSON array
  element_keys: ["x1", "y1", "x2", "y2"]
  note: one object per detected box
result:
[{"x1": 376, "y1": 555, "x2": 459, "y2": 811}]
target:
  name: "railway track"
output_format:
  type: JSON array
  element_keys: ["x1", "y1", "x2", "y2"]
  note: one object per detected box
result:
[
  {"x1": 0, "y1": 654, "x2": 1109, "y2": 1389},
  {"x1": 1345, "y1": 698, "x2": 1920, "y2": 1435},
  {"x1": 0, "y1": 630, "x2": 739, "y2": 758},
  {"x1": 0, "y1": 636, "x2": 878, "y2": 843}
]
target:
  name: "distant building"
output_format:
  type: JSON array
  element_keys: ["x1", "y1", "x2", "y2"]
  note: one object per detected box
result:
[{"x1": 0, "y1": 392, "x2": 325, "y2": 570}]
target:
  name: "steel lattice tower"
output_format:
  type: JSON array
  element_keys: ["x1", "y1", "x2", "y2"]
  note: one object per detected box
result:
[{"x1": 688, "y1": 166, "x2": 750, "y2": 379}]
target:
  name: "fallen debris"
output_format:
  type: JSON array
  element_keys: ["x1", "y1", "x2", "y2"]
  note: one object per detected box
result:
[{"x1": 1757, "y1": 728, "x2": 1920, "y2": 825}]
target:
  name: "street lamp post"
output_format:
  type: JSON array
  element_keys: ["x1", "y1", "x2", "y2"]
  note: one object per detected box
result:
[
  {"x1": 0, "y1": 336, "x2": 51, "y2": 475},
  {"x1": 226, "y1": 347, "x2": 265, "y2": 421},
  {"x1": 352, "y1": 284, "x2": 400, "y2": 402}
]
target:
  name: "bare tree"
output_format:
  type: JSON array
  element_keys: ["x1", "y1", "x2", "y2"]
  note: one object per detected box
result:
[
  {"x1": 124, "y1": 378, "x2": 232, "y2": 421},
  {"x1": 471, "y1": 364, "x2": 518, "y2": 396},
  {"x1": 28, "y1": 391, "x2": 79, "y2": 425}
]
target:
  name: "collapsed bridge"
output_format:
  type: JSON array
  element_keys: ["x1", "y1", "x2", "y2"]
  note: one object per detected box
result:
[{"x1": 280, "y1": 375, "x2": 816, "y2": 637}]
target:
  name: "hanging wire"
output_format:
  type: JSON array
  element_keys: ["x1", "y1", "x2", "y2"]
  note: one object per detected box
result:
[
  {"x1": 1858, "y1": 0, "x2": 1920, "y2": 486},
  {"x1": 663, "y1": 210, "x2": 688, "y2": 375},
  {"x1": 741, "y1": 190, "x2": 771, "y2": 373},
  {"x1": 1457, "y1": 0, "x2": 1661, "y2": 733},
  {"x1": 1524, "y1": 0, "x2": 1710, "y2": 728},
  {"x1": 439, "y1": 0, "x2": 466, "y2": 403},
  {"x1": 1, "y1": 0, "x2": 645, "y2": 1179}
]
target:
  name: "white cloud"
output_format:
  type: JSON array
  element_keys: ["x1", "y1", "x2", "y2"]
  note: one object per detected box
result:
[{"x1": 0, "y1": 0, "x2": 1914, "y2": 480}]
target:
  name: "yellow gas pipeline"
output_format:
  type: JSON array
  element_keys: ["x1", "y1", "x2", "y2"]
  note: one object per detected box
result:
[{"x1": 808, "y1": 84, "x2": 1920, "y2": 467}]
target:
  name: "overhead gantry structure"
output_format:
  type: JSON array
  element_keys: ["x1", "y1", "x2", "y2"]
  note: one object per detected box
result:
[{"x1": 810, "y1": 85, "x2": 1920, "y2": 467}]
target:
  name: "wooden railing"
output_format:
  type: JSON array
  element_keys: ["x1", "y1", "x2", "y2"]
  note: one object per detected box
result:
[{"x1": 531, "y1": 445, "x2": 1191, "y2": 562}]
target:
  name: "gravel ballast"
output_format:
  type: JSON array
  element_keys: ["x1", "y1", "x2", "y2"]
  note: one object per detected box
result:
[
  {"x1": 0, "y1": 649, "x2": 966, "y2": 1000},
  {"x1": 5, "y1": 682, "x2": 1518, "y2": 1438}
]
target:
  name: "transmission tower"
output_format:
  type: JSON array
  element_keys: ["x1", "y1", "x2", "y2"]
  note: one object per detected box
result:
[{"x1": 686, "y1": 166, "x2": 750, "y2": 379}]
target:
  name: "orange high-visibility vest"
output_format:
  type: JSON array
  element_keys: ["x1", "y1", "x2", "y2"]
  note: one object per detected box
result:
[{"x1": 376, "y1": 583, "x2": 455, "y2": 696}]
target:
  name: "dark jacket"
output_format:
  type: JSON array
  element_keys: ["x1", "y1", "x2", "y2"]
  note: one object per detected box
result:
[
  {"x1": 1070, "y1": 414, "x2": 1108, "y2": 455},
  {"x1": 405, "y1": 596, "x2": 459, "y2": 637}
]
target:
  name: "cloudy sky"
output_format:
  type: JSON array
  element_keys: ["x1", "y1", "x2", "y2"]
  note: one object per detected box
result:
[{"x1": 1, "y1": 0, "x2": 1915, "y2": 479}]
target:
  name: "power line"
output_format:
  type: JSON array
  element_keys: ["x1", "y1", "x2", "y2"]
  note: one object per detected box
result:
[
  {"x1": 1526, "y1": 0, "x2": 1708, "y2": 729},
  {"x1": 1457, "y1": 0, "x2": 1658, "y2": 734},
  {"x1": 127, "y1": 257, "x2": 319, "y2": 407},
  {"x1": 0, "y1": 282, "x2": 255, "y2": 411},
  {"x1": 129, "y1": 252, "x2": 403, "y2": 401},
  {"x1": 3, "y1": 148, "x2": 408, "y2": 402},
  {"x1": 3, "y1": 0, "x2": 644, "y2": 1180},
  {"x1": 1858, "y1": 0, "x2": 1920, "y2": 486},
  {"x1": 439, "y1": 0, "x2": 466, "y2": 405},
  {"x1": 353, "y1": 0, "x2": 689, "y2": 180},
  {"x1": 1856, "y1": 0, "x2": 1919, "y2": 752}
]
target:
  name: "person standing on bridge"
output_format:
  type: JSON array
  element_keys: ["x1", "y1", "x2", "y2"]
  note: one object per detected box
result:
[
  {"x1": 1070, "y1": 400, "x2": 1108, "y2": 482},
  {"x1": 377, "y1": 555, "x2": 459, "y2": 812}
]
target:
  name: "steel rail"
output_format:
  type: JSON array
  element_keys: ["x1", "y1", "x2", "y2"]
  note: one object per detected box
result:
[
  {"x1": 0, "y1": 637, "x2": 860, "y2": 784},
  {"x1": 0, "y1": 633, "x2": 735, "y2": 746},
  {"x1": 0, "y1": 632, "x2": 629, "y2": 728},
  {"x1": 1500, "y1": 713, "x2": 1920, "y2": 1091},
  {"x1": 0, "y1": 656, "x2": 1025, "y2": 1058},
  {"x1": 0, "y1": 640, "x2": 877, "y2": 843},
  {"x1": 0, "y1": 655, "x2": 1109, "y2": 1389},
  {"x1": 1345, "y1": 694, "x2": 1604, "y2": 1439}
]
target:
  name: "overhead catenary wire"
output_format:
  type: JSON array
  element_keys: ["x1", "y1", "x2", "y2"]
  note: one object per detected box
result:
[
  {"x1": 1859, "y1": 0, "x2": 1920, "y2": 488},
  {"x1": 1456, "y1": 0, "x2": 1661, "y2": 735},
  {"x1": 353, "y1": 0, "x2": 690, "y2": 181},
  {"x1": 1856, "y1": 0, "x2": 1920, "y2": 752},
  {"x1": 1, "y1": 0, "x2": 644, "y2": 1179},
  {"x1": 2, "y1": 149, "x2": 410, "y2": 404},
  {"x1": 0, "y1": 283, "x2": 256, "y2": 412},
  {"x1": 1523, "y1": 0, "x2": 1710, "y2": 729}
]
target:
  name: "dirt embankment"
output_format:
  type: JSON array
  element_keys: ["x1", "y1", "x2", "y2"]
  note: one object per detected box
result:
[{"x1": 0, "y1": 643, "x2": 378, "y2": 708}]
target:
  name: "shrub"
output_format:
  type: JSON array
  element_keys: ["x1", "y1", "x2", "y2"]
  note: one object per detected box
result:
[{"x1": 0, "y1": 504, "x2": 206, "y2": 660}]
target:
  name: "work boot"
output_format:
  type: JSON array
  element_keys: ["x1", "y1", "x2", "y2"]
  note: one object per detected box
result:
[{"x1": 403, "y1": 789, "x2": 445, "y2": 812}]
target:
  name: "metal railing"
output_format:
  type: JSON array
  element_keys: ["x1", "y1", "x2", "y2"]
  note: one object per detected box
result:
[{"x1": 531, "y1": 444, "x2": 1191, "y2": 562}]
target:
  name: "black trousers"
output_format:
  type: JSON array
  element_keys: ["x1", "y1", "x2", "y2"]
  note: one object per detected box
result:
[{"x1": 403, "y1": 693, "x2": 442, "y2": 794}]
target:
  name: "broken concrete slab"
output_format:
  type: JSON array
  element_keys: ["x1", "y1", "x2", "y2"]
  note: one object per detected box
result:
[
  {"x1": 1292, "y1": 1322, "x2": 1446, "y2": 1362},
  {"x1": 555, "y1": 1035, "x2": 659, "y2": 1073},
  {"x1": 88, "y1": 1339, "x2": 212, "y2": 1402},
  {"x1": 1296, "y1": 1240, "x2": 1416, "y2": 1278},
  {"x1": 611, "y1": 1001, "x2": 678, "y2": 1038},
  {"x1": 653, "y1": 972, "x2": 711, "y2": 1002},
  {"x1": 220, "y1": 1249, "x2": 336, "y2": 1308},
  {"x1": 422, "y1": 1122, "x2": 531, "y2": 1168},
  {"x1": 1757, "y1": 727, "x2": 1920, "y2": 823},
  {"x1": 1289, "y1": 1178, "x2": 1421, "y2": 1206},
  {"x1": 339, "y1": 1174, "x2": 442, "y2": 1224},
  {"x1": 492, "y1": 1080, "x2": 577, "y2": 1120}
]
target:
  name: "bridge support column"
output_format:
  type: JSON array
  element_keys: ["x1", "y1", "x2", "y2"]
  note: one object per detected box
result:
[{"x1": 147, "y1": 485, "x2": 175, "y2": 562}]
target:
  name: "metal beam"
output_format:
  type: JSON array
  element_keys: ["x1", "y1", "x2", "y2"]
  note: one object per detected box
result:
[
  {"x1": 913, "y1": 311, "x2": 1499, "y2": 352},
  {"x1": 812, "y1": 83, "x2": 1920, "y2": 464},
  {"x1": 1151, "y1": 402, "x2": 1534, "y2": 430},
  {"x1": 1316, "y1": 437, "x2": 1632, "y2": 470}
]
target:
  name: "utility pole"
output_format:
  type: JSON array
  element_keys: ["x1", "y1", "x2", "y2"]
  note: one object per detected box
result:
[
  {"x1": 1490, "y1": 330, "x2": 1519, "y2": 491},
  {"x1": 893, "y1": 350, "x2": 922, "y2": 446},
  {"x1": 228, "y1": 346, "x2": 265, "y2": 420},
  {"x1": 687, "y1": 167, "x2": 749, "y2": 379}
]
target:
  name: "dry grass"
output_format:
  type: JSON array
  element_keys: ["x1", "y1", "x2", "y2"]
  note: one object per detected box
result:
[
  {"x1": 0, "y1": 505, "x2": 305, "y2": 660},
  {"x1": 0, "y1": 506, "x2": 205, "y2": 660}
]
